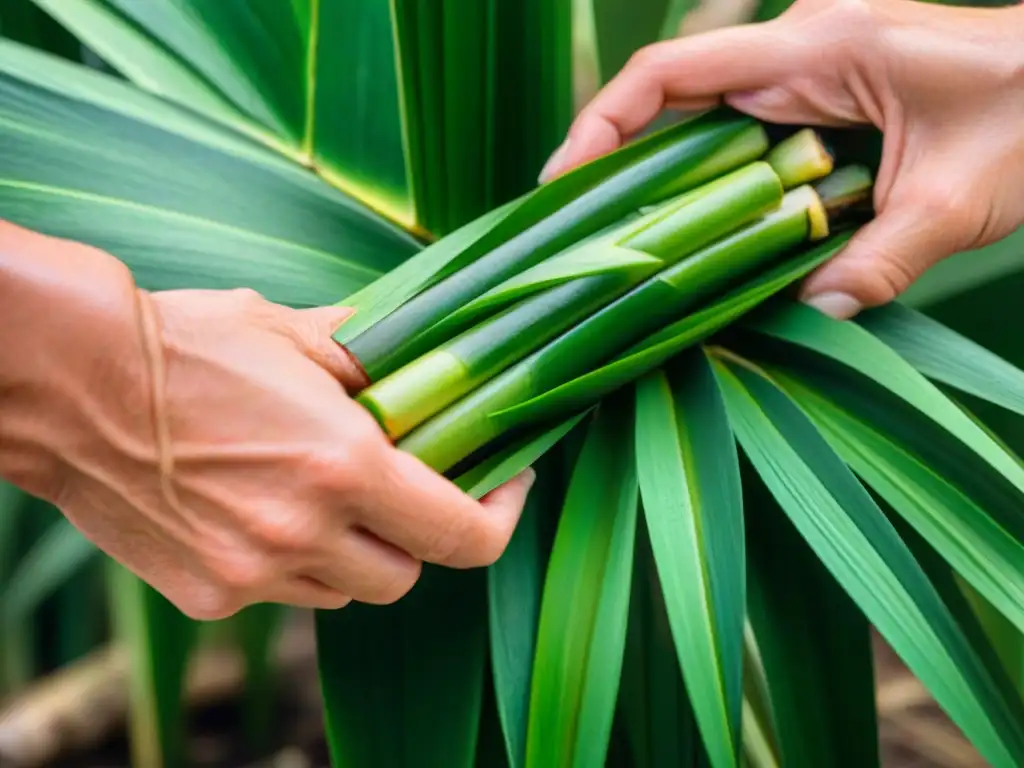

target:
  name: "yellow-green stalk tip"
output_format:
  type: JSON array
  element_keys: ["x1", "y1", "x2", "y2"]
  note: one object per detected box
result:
[
  {"x1": 356, "y1": 351, "x2": 469, "y2": 440},
  {"x1": 766, "y1": 128, "x2": 835, "y2": 190}
]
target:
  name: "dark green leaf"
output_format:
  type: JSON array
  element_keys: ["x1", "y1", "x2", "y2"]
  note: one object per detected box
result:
[
  {"x1": 742, "y1": 460, "x2": 877, "y2": 767},
  {"x1": 0, "y1": 39, "x2": 418, "y2": 306},
  {"x1": 317, "y1": 567, "x2": 487, "y2": 768},
  {"x1": 713, "y1": 356, "x2": 1024, "y2": 767},
  {"x1": 857, "y1": 301, "x2": 1024, "y2": 418}
]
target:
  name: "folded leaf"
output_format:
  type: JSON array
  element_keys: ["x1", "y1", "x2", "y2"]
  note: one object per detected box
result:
[
  {"x1": 761, "y1": 359, "x2": 1024, "y2": 637},
  {"x1": 526, "y1": 399, "x2": 639, "y2": 768},
  {"x1": 713, "y1": 357, "x2": 1024, "y2": 768},
  {"x1": 487, "y1": 456, "x2": 565, "y2": 768},
  {"x1": 634, "y1": 350, "x2": 744, "y2": 768},
  {"x1": 491, "y1": 233, "x2": 851, "y2": 433},
  {"x1": 746, "y1": 302, "x2": 1024, "y2": 507},
  {"x1": 619, "y1": 516, "x2": 702, "y2": 768}
]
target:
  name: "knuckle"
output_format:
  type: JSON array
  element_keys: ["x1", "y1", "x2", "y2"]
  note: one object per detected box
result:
[
  {"x1": 229, "y1": 287, "x2": 265, "y2": 305},
  {"x1": 303, "y1": 429, "x2": 385, "y2": 494},
  {"x1": 366, "y1": 561, "x2": 422, "y2": 606},
  {"x1": 319, "y1": 594, "x2": 353, "y2": 611},
  {"x1": 206, "y1": 550, "x2": 271, "y2": 592},
  {"x1": 176, "y1": 587, "x2": 240, "y2": 621},
  {"x1": 251, "y1": 511, "x2": 318, "y2": 552},
  {"x1": 869, "y1": 254, "x2": 918, "y2": 304},
  {"x1": 625, "y1": 42, "x2": 672, "y2": 73},
  {"x1": 434, "y1": 515, "x2": 511, "y2": 568}
]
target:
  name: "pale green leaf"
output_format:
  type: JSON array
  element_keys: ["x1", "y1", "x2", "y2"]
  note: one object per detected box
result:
[
  {"x1": 27, "y1": 0, "x2": 261, "y2": 141},
  {"x1": 526, "y1": 399, "x2": 639, "y2": 768},
  {"x1": 761, "y1": 358, "x2": 1024, "y2": 638},
  {"x1": 746, "y1": 302, "x2": 1024, "y2": 514},
  {"x1": 0, "y1": 518, "x2": 97, "y2": 624},
  {"x1": 857, "y1": 302, "x2": 1024, "y2": 418},
  {"x1": 634, "y1": 350, "x2": 744, "y2": 768}
]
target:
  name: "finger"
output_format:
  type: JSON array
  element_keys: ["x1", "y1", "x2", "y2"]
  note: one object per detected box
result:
[
  {"x1": 478, "y1": 468, "x2": 537, "y2": 517},
  {"x1": 353, "y1": 451, "x2": 534, "y2": 569},
  {"x1": 262, "y1": 575, "x2": 352, "y2": 610},
  {"x1": 281, "y1": 305, "x2": 371, "y2": 391},
  {"x1": 540, "y1": 22, "x2": 804, "y2": 181},
  {"x1": 799, "y1": 194, "x2": 969, "y2": 318},
  {"x1": 309, "y1": 528, "x2": 422, "y2": 605}
]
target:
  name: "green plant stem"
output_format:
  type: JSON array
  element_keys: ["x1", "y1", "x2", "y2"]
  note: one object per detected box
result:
[
  {"x1": 344, "y1": 111, "x2": 769, "y2": 380},
  {"x1": 359, "y1": 161, "x2": 785, "y2": 438},
  {"x1": 398, "y1": 183, "x2": 839, "y2": 472}
]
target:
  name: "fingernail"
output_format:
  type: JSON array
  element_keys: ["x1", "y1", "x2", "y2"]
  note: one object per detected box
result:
[
  {"x1": 802, "y1": 291, "x2": 862, "y2": 320},
  {"x1": 520, "y1": 466, "x2": 537, "y2": 491},
  {"x1": 538, "y1": 139, "x2": 570, "y2": 183}
]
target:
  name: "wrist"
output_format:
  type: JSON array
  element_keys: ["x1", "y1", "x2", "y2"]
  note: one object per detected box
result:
[{"x1": 0, "y1": 221, "x2": 145, "y2": 499}]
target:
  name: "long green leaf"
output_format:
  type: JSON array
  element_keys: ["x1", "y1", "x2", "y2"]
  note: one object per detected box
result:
[
  {"x1": 452, "y1": 412, "x2": 589, "y2": 499},
  {"x1": 903, "y1": 227, "x2": 1024, "y2": 310},
  {"x1": 857, "y1": 301, "x2": 1024, "y2": 418},
  {"x1": 490, "y1": 233, "x2": 850, "y2": 432},
  {"x1": 436, "y1": 243, "x2": 661, "y2": 337},
  {"x1": 742, "y1": 461, "x2": 878, "y2": 767},
  {"x1": 713, "y1": 356, "x2": 1024, "y2": 767},
  {"x1": 0, "y1": 518, "x2": 97, "y2": 625},
  {"x1": 525, "y1": 399, "x2": 639, "y2": 768},
  {"x1": 757, "y1": 355, "x2": 1024, "y2": 637},
  {"x1": 634, "y1": 350, "x2": 744, "y2": 768},
  {"x1": 0, "y1": 38, "x2": 418, "y2": 306},
  {"x1": 26, "y1": 0, "x2": 265, "y2": 142},
  {"x1": 746, "y1": 302, "x2": 1024, "y2": 511},
  {"x1": 619, "y1": 515, "x2": 702, "y2": 768},
  {"x1": 889, "y1": 509, "x2": 1024, "y2": 714},
  {"x1": 316, "y1": 567, "x2": 487, "y2": 768},
  {"x1": 108, "y1": 563, "x2": 199, "y2": 768},
  {"x1": 487, "y1": 455, "x2": 565, "y2": 768},
  {"x1": 313, "y1": 1, "x2": 415, "y2": 228}
]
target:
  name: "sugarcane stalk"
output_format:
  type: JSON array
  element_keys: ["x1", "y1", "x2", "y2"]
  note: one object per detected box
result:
[
  {"x1": 397, "y1": 166, "x2": 873, "y2": 472},
  {"x1": 344, "y1": 111, "x2": 770, "y2": 380},
  {"x1": 764, "y1": 128, "x2": 835, "y2": 190},
  {"x1": 358, "y1": 161, "x2": 786, "y2": 439}
]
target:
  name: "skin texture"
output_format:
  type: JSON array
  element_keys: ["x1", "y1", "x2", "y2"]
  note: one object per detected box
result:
[
  {"x1": 541, "y1": 0, "x2": 1024, "y2": 319},
  {"x1": 0, "y1": 221, "x2": 535, "y2": 620}
]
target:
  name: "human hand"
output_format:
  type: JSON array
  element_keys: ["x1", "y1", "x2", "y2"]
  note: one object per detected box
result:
[
  {"x1": 540, "y1": 0, "x2": 1024, "y2": 319},
  {"x1": 0, "y1": 222, "x2": 534, "y2": 620}
]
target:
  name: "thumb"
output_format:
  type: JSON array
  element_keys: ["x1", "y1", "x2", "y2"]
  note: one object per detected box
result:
[
  {"x1": 281, "y1": 305, "x2": 371, "y2": 392},
  {"x1": 798, "y1": 198, "x2": 965, "y2": 320}
]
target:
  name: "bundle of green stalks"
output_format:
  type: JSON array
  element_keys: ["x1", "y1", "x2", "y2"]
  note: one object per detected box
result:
[{"x1": 340, "y1": 109, "x2": 875, "y2": 473}]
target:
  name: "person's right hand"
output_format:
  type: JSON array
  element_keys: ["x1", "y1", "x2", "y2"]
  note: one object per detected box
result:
[
  {"x1": 541, "y1": 0, "x2": 1024, "y2": 319},
  {"x1": 0, "y1": 222, "x2": 534, "y2": 620}
]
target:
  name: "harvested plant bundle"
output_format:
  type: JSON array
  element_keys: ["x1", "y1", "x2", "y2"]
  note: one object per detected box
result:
[{"x1": 336, "y1": 109, "x2": 875, "y2": 473}]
